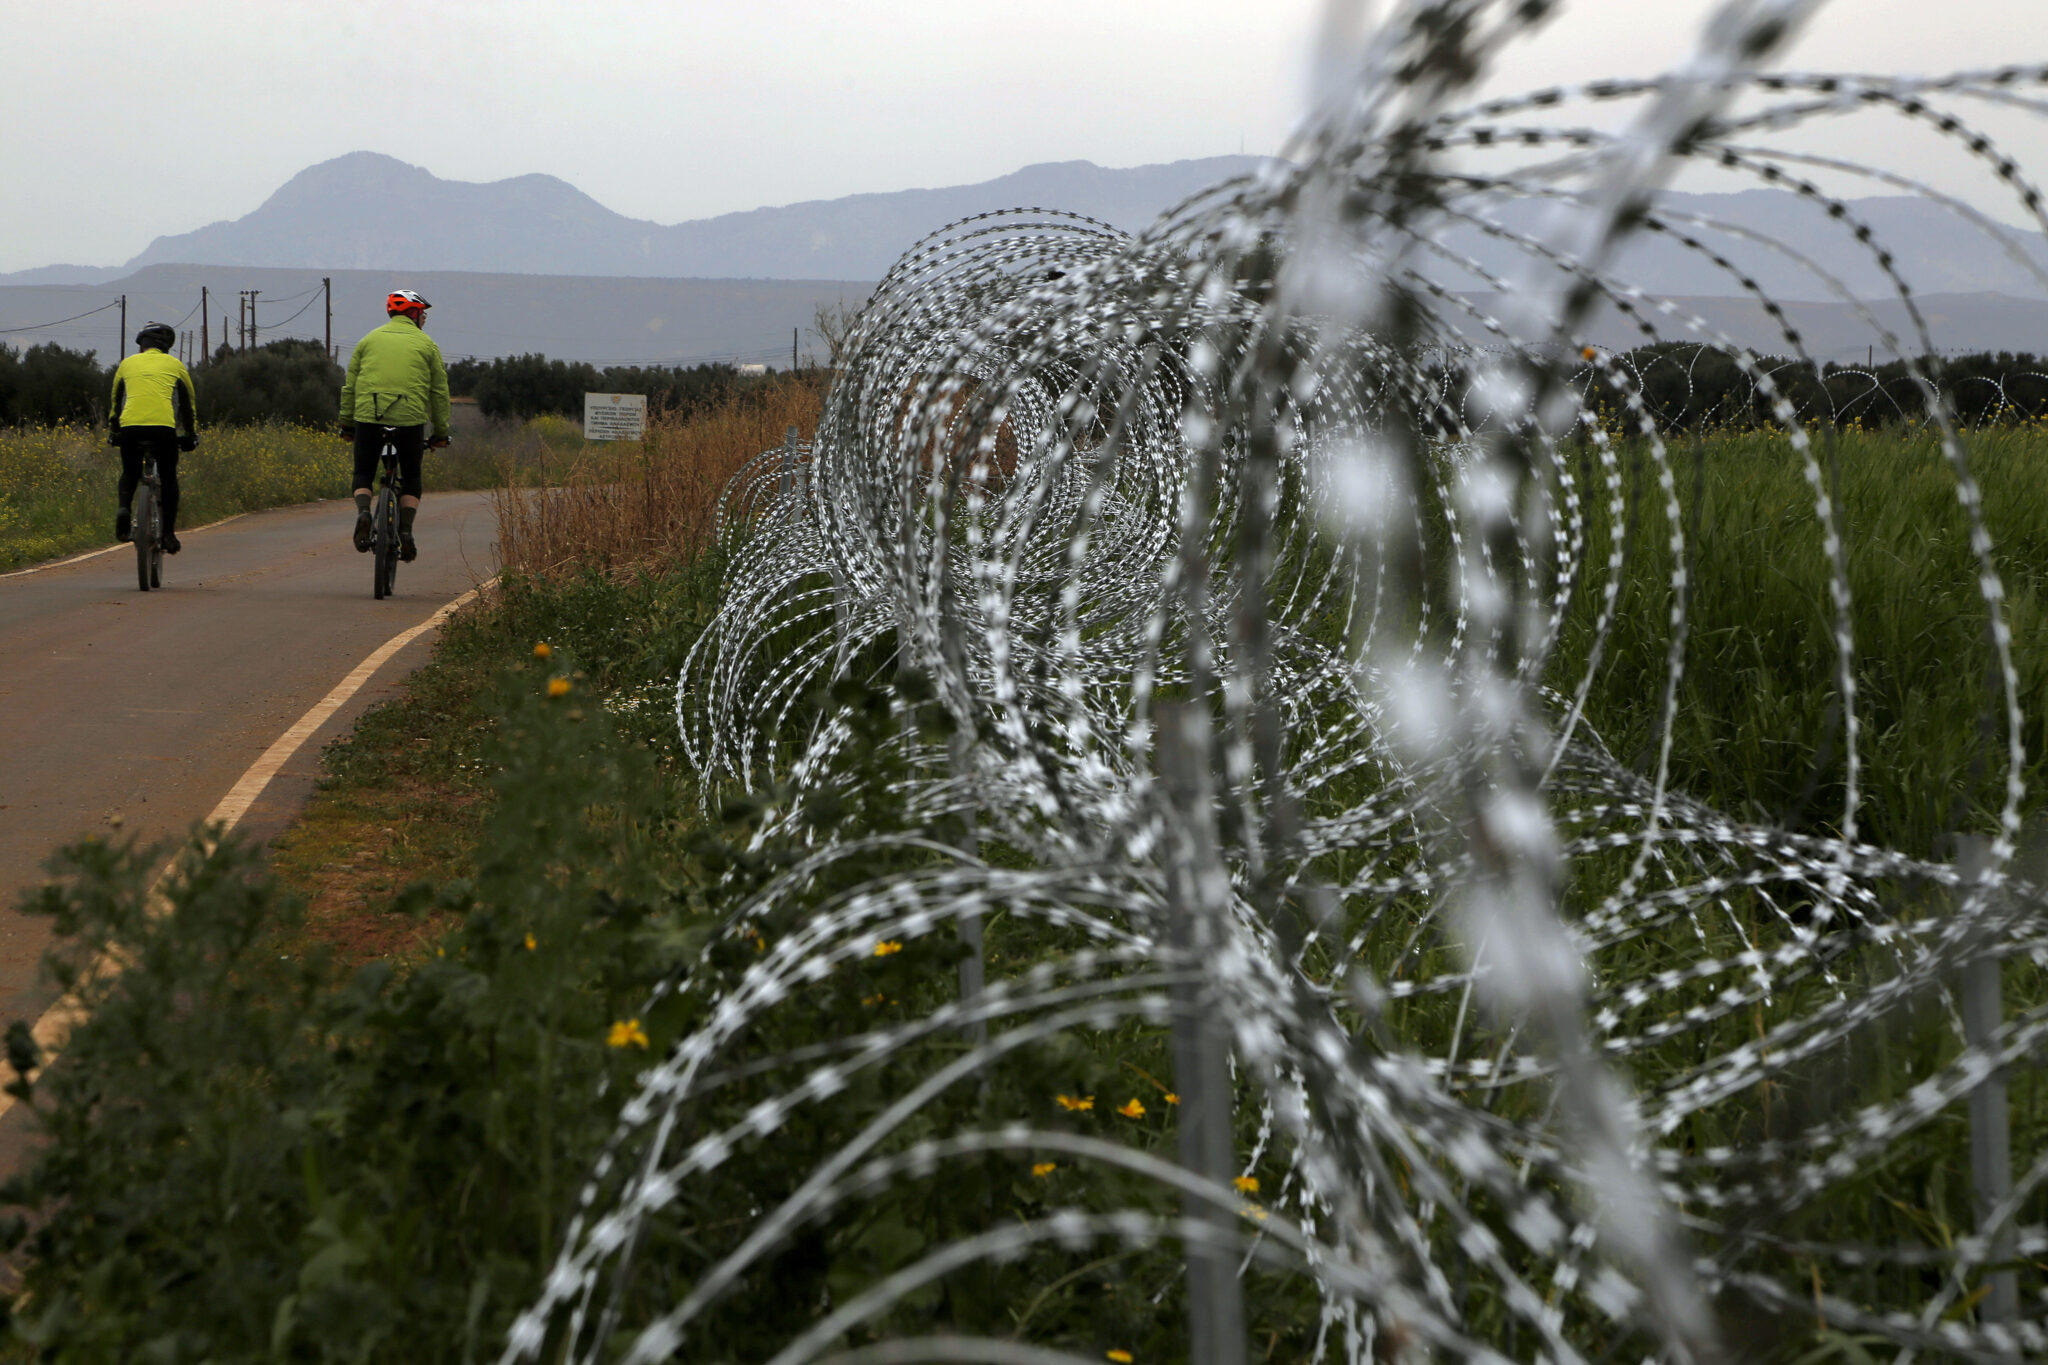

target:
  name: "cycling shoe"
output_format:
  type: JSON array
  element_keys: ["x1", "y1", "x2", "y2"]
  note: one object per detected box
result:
[
  {"x1": 115, "y1": 509, "x2": 131, "y2": 541},
  {"x1": 353, "y1": 509, "x2": 374, "y2": 552},
  {"x1": 162, "y1": 531, "x2": 182, "y2": 554},
  {"x1": 399, "y1": 531, "x2": 418, "y2": 563}
]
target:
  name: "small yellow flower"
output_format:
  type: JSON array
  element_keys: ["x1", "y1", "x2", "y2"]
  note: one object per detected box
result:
[
  {"x1": 1581, "y1": 346, "x2": 1598, "y2": 362},
  {"x1": 1163, "y1": 1092, "x2": 1178, "y2": 1105},
  {"x1": 1116, "y1": 1098, "x2": 1146, "y2": 1119},
  {"x1": 607, "y1": 1018, "x2": 650, "y2": 1049},
  {"x1": 1232, "y1": 1175, "x2": 1259, "y2": 1194},
  {"x1": 1031, "y1": 1162, "x2": 1057, "y2": 1177},
  {"x1": 861, "y1": 992, "x2": 890, "y2": 1007},
  {"x1": 533, "y1": 642, "x2": 552, "y2": 659},
  {"x1": 1107, "y1": 1352, "x2": 1134, "y2": 1364},
  {"x1": 1055, "y1": 1094, "x2": 1094, "y2": 1112},
  {"x1": 872, "y1": 940, "x2": 903, "y2": 957},
  {"x1": 547, "y1": 677, "x2": 572, "y2": 698},
  {"x1": 1240, "y1": 1202, "x2": 1269, "y2": 1223},
  {"x1": 524, "y1": 932, "x2": 537, "y2": 951}
]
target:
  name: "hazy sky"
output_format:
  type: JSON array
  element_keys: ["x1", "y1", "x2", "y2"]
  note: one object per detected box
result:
[{"x1": 2, "y1": 0, "x2": 2043, "y2": 272}]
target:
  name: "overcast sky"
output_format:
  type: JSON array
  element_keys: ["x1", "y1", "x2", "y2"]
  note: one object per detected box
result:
[{"x1": 2, "y1": 0, "x2": 2042, "y2": 272}]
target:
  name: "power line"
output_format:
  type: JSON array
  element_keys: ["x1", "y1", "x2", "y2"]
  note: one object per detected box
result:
[
  {"x1": 254, "y1": 291, "x2": 323, "y2": 332},
  {"x1": 0, "y1": 298, "x2": 121, "y2": 335}
]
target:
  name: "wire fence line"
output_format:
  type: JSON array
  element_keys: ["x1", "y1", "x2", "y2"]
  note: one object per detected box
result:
[{"x1": 497, "y1": 5, "x2": 2048, "y2": 1361}]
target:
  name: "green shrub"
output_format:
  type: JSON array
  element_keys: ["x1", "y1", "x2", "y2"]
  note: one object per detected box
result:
[
  {"x1": 0, "y1": 344, "x2": 105, "y2": 427},
  {"x1": 4, "y1": 655, "x2": 683, "y2": 1361},
  {"x1": 200, "y1": 339, "x2": 344, "y2": 428}
]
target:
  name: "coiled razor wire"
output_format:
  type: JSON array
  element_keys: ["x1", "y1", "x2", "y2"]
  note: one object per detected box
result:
[{"x1": 506, "y1": 3, "x2": 2048, "y2": 1361}]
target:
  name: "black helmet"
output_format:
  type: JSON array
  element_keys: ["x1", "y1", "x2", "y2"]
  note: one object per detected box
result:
[{"x1": 136, "y1": 322, "x2": 175, "y2": 352}]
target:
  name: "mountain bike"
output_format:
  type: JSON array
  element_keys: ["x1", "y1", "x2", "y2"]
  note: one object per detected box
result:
[
  {"x1": 132, "y1": 450, "x2": 164, "y2": 592},
  {"x1": 369, "y1": 426, "x2": 402, "y2": 600}
]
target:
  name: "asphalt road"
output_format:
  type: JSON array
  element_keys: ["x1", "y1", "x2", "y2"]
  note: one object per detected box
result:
[{"x1": 0, "y1": 493, "x2": 499, "y2": 1037}]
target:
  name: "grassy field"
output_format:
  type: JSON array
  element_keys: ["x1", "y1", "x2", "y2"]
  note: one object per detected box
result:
[
  {"x1": 0, "y1": 414, "x2": 611, "y2": 572},
  {"x1": 5, "y1": 410, "x2": 2047, "y2": 1358}
]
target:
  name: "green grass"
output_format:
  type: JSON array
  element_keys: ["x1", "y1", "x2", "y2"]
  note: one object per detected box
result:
[
  {"x1": 0, "y1": 417, "x2": 589, "y2": 571},
  {"x1": 7, "y1": 423, "x2": 2048, "y2": 1359},
  {"x1": 1556, "y1": 422, "x2": 2048, "y2": 856}
]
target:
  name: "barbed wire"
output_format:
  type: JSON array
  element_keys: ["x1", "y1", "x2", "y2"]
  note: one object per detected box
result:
[{"x1": 505, "y1": 3, "x2": 2048, "y2": 1360}]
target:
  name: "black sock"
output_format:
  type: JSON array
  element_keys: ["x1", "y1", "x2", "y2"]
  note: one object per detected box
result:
[
  {"x1": 355, "y1": 492, "x2": 372, "y2": 513},
  {"x1": 399, "y1": 506, "x2": 417, "y2": 533}
]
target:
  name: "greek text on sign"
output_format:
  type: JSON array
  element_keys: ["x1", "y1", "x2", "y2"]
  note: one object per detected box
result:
[{"x1": 583, "y1": 392, "x2": 647, "y2": 441}]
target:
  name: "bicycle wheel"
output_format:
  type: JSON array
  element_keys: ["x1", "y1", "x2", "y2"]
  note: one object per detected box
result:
[
  {"x1": 148, "y1": 500, "x2": 163, "y2": 589},
  {"x1": 133, "y1": 483, "x2": 156, "y2": 592},
  {"x1": 371, "y1": 489, "x2": 391, "y2": 599}
]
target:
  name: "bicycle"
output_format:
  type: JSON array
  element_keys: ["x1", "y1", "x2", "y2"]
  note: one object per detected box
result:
[
  {"x1": 131, "y1": 449, "x2": 164, "y2": 592},
  {"x1": 369, "y1": 426, "x2": 402, "y2": 600}
]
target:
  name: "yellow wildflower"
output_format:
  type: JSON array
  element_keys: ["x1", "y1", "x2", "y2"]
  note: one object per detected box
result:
[
  {"x1": 1055, "y1": 1094, "x2": 1094, "y2": 1112},
  {"x1": 861, "y1": 992, "x2": 890, "y2": 1007},
  {"x1": 1240, "y1": 1202, "x2": 1269, "y2": 1223},
  {"x1": 533, "y1": 642, "x2": 552, "y2": 659},
  {"x1": 1107, "y1": 1353, "x2": 1134, "y2": 1364},
  {"x1": 547, "y1": 677, "x2": 572, "y2": 698},
  {"x1": 607, "y1": 1018, "x2": 650, "y2": 1050},
  {"x1": 1031, "y1": 1162, "x2": 1057, "y2": 1177},
  {"x1": 524, "y1": 932, "x2": 537, "y2": 951},
  {"x1": 1163, "y1": 1092, "x2": 1178, "y2": 1105},
  {"x1": 1116, "y1": 1098, "x2": 1146, "y2": 1119},
  {"x1": 1232, "y1": 1175, "x2": 1259, "y2": 1194},
  {"x1": 873, "y1": 940, "x2": 903, "y2": 957}
]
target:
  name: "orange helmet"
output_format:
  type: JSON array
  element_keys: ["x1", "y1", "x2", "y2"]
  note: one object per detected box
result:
[{"x1": 386, "y1": 289, "x2": 431, "y2": 316}]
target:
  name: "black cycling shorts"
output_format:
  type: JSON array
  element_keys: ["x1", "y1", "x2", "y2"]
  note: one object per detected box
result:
[{"x1": 352, "y1": 423, "x2": 426, "y2": 499}]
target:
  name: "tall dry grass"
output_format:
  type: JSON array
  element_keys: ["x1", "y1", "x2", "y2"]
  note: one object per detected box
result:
[{"x1": 491, "y1": 380, "x2": 822, "y2": 578}]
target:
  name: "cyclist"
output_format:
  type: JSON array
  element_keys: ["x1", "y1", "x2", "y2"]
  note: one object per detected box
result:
[
  {"x1": 338, "y1": 289, "x2": 450, "y2": 562},
  {"x1": 108, "y1": 322, "x2": 198, "y2": 553}
]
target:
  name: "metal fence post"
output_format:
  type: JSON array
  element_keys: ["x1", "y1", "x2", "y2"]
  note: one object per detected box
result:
[
  {"x1": 1957, "y1": 835, "x2": 2018, "y2": 1326},
  {"x1": 1156, "y1": 701, "x2": 1247, "y2": 1365},
  {"x1": 779, "y1": 423, "x2": 798, "y2": 503}
]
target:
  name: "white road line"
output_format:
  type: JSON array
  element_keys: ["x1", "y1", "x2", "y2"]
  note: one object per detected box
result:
[
  {"x1": 0, "y1": 577, "x2": 497, "y2": 1119},
  {"x1": 0, "y1": 512, "x2": 250, "y2": 580}
]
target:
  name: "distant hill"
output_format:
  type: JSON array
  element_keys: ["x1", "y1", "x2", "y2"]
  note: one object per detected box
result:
[
  {"x1": 9, "y1": 152, "x2": 1267, "y2": 284},
  {"x1": 2, "y1": 153, "x2": 2042, "y2": 366},
  {"x1": 5, "y1": 153, "x2": 2041, "y2": 304},
  {"x1": 2, "y1": 265, "x2": 2037, "y2": 369},
  {"x1": 1430, "y1": 189, "x2": 2048, "y2": 303},
  {"x1": 0, "y1": 265, "x2": 871, "y2": 368}
]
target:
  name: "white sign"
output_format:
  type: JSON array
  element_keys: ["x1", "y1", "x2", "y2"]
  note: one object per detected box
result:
[{"x1": 583, "y1": 392, "x2": 647, "y2": 441}]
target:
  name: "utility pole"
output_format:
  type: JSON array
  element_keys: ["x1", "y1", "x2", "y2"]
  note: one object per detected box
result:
[
  {"x1": 323, "y1": 277, "x2": 332, "y2": 360},
  {"x1": 237, "y1": 292, "x2": 245, "y2": 351},
  {"x1": 792, "y1": 327, "x2": 798, "y2": 373},
  {"x1": 250, "y1": 290, "x2": 259, "y2": 351},
  {"x1": 118, "y1": 294, "x2": 127, "y2": 358},
  {"x1": 199, "y1": 287, "x2": 209, "y2": 366}
]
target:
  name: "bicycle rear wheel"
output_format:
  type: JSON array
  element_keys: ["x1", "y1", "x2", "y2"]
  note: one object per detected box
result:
[
  {"x1": 373, "y1": 486, "x2": 401, "y2": 599},
  {"x1": 371, "y1": 490, "x2": 390, "y2": 599},
  {"x1": 148, "y1": 500, "x2": 163, "y2": 589},
  {"x1": 133, "y1": 484, "x2": 156, "y2": 592}
]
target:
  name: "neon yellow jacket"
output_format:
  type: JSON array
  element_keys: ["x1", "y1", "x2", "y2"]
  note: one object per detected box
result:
[
  {"x1": 109, "y1": 349, "x2": 197, "y2": 435},
  {"x1": 340, "y1": 316, "x2": 451, "y2": 437}
]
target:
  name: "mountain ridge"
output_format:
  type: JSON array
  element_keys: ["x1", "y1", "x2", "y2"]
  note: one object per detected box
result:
[{"x1": 28, "y1": 152, "x2": 1267, "y2": 284}]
